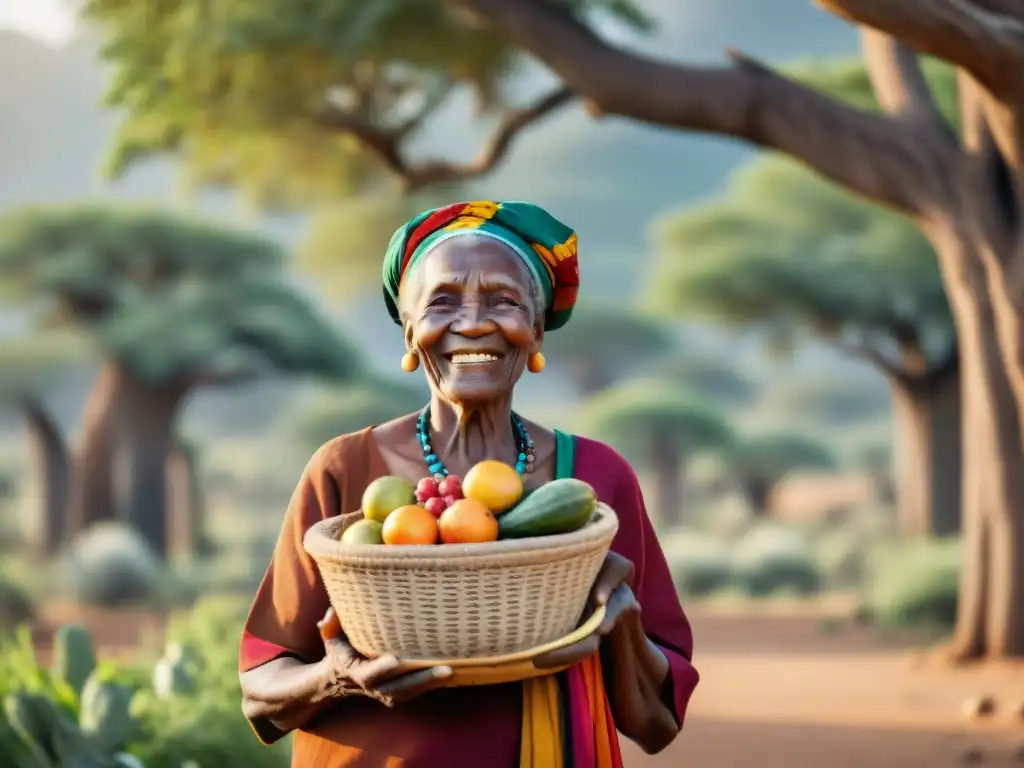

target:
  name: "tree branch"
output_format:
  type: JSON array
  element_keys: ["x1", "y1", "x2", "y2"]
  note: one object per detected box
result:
[
  {"x1": 450, "y1": 0, "x2": 955, "y2": 217},
  {"x1": 860, "y1": 28, "x2": 956, "y2": 143},
  {"x1": 318, "y1": 87, "x2": 575, "y2": 192},
  {"x1": 836, "y1": 338, "x2": 910, "y2": 381},
  {"x1": 820, "y1": 0, "x2": 1024, "y2": 96}
]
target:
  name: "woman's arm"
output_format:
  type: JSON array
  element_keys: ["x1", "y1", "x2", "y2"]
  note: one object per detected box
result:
[
  {"x1": 604, "y1": 457, "x2": 700, "y2": 754},
  {"x1": 241, "y1": 656, "x2": 336, "y2": 734},
  {"x1": 601, "y1": 606, "x2": 678, "y2": 753}
]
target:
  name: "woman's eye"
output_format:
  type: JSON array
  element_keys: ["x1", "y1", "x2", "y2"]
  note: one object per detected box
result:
[
  {"x1": 428, "y1": 295, "x2": 453, "y2": 308},
  {"x1": 497, "y1": 297, "x2": 521, "y2": 308}
]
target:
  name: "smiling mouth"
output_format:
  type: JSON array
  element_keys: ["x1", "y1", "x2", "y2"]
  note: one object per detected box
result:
[{"x1": 445, "y1": 351, "x2": 505, "y2": 364}]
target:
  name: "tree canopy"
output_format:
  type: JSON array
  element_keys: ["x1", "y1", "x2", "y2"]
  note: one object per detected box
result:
[
  {"x1": 578, "y1": 379, "x2": 734, "y2": 461},
  {"x1": 82, "y1": 0, "x2": 650, "y2": 209},
  {"x1": 730, "y1": 432, "x2": 838, "y2": 490},
  {"x1": 0, "y1": 205, "x2": 363, "y2": 387},
  {"x1": 650, "y1": 152, "x2": 954, "y2": 382},
  {"x1": 652, "y1": 355, "x2": 758, "y2": 408},
  {"x1": 541, "y1": 303, "x2": 677, "y2": 396},
  {"x1": 761, "y1": 377, "x2": 892, "y2": 428}
]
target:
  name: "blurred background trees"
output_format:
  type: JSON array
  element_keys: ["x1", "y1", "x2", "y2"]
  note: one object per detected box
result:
[{"x1": 650, "y1": 154, "x2": 960, "y2": 538}]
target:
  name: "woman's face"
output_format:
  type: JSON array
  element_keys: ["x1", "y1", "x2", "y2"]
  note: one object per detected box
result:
[{"x1": 403, "y1": 235, "x2": 542, "y2": 405}]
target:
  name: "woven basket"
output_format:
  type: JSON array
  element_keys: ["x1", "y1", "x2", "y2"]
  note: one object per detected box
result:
[{"x1": 303, "y1": 503, "x2": 619, "y2": 661}]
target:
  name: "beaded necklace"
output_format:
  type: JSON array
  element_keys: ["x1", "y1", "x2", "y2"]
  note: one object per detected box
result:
[{"x1": 415, "y1": 406, "x2": 536, "y2": 477}]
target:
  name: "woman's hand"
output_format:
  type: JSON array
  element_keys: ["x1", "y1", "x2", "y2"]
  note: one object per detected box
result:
[
  {"x1": 532, "y1": 551, "x2": 641, "y2": 669},
  {"x1": 316, "y1": 607, "x2": 453, "y2": 707}
]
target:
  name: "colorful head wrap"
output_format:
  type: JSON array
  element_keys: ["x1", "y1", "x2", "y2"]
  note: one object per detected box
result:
[{"x1": 382, "y1": 200, "x2": 580, "y2": 331}]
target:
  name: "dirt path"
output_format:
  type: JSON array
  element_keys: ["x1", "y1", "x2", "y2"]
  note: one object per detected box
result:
[
  {"x1": 623, "y1": 610, "x2": 1024, "y2": 767},
  {"x1": 29, "y1": 601, "x2": 1024, "y2": 766}
]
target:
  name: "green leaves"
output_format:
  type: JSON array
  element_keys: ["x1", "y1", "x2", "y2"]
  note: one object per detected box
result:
[
  {"x1": 0, "y1": 204, "x2": 363, "y2": 388},
  {"x1": 651, "y1": 150, "x2": 952, "y2": 360},
  {"x1": 82, "y1": 0, "x2": 648, "y2": 208},
  {"x1": 578, "y1": 378, "x2": 734, "y2": 458}
]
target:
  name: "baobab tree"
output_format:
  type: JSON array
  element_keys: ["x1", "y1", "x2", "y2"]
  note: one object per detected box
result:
[
  {"x1": 655, "y1": 153, "x2": 960, "y2": 536},
  {"x1": 0, "y1": 205, "x2": 364, "y2": 556},
  {"x1": 85, "y1": 0, "x2": 1024, "y2": 657}
]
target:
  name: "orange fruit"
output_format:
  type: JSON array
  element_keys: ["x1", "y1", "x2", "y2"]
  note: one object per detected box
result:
[
  {"x1": 462, "y1": 460, "x2": 524, "y2": 513},
  {"x1": 439, "y1": 498, "x2": 499, "y2": 544},
  {"x1": 381, "y1": 504, "x2": 439, "y2": 545}
]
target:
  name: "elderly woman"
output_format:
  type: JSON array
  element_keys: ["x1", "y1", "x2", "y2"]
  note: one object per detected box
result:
[{"x1": 239, "y1": 201, "x2": 698, "y2": 767}]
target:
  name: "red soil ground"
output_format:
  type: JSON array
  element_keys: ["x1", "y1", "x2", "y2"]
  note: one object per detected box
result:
[{"x1": 29, "y1": 602, "x2": 1024, "y2": 767}]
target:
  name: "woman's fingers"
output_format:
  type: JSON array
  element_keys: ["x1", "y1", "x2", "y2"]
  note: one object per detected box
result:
[
  {"x1": 591, "y1": 551, "x2": 635, "y2": 607},
  {"x1": 532, "y1": 635, "x2": 600, "y2": 669},
  {"x1": 317, "y1": 606, "x2": 343, "y2": 642},
  {"x1": 376, "y1": 666, "x2": 453, "y2": 700},
  {"x1": 348, "y1": 654, "x2": 404, "y2": 689}
]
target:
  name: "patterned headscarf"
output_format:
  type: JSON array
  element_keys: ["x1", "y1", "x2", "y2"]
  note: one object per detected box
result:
[{"x1": 382, "y1": 200, "x2": 580, "y2": 331}]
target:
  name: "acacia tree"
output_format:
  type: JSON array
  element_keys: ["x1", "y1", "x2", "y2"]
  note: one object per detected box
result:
[
  {"x1": 85, "y1": 0, "x2": 1024, "y2": 658},
  {"x1": 654, "y1": 154, "x2": 960, "y2": 537},
  {"x1": 578, "y1": 380, "x2": 734, "y2": 528},
  {"x1": 0, "y1": 206, "x2": 364, "y2": 556},
  {"x1": 729, "y1": 432, "x2": 838, "y2": 517},
  {"x1": 654, "y1": 356, "x2": 759, "y2": 409},
  {"x1": 540, "y1": 303, "x2": 677, "y2": 396},
  {"x1": 0, "y1": 334, "x2": 84, "y2": 554}
]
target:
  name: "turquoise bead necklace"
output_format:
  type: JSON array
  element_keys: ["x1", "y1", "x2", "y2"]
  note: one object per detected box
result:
[{"x1": 416, "y1": 405, "x2": 536, "y2": 477}]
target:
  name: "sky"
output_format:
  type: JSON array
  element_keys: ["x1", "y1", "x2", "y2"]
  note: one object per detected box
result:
[{"x1": 0, "y1": 0, "x2": 76, "y2": 46}]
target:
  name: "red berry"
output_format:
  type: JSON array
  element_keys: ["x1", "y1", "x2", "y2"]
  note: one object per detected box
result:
[
  {"x1": 415, "y1": 477, "x2": 440, "y2": 501},
  {"x1": 424, "y1": 497, "x2": 447, "y2": 517},
  {"x1": 438, "y1": 476, "x2": 462, "y2": 497},
  {"x1": 443, "y1": 494, "x2": 460, "y2": 508}
]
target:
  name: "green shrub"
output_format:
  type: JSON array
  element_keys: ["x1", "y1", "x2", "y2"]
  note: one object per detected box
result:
[
  {"x1": 0, "y1": 597, "x2": 291, "y2": 768},
  {"x1": 861, "y1": 537, "x2": 960, "y2": 629},
  {"x1": 733, "y1": 525, "x2": 822, "y2": 597},
  {"x1": 63, "y1": 523, "x2": 170, "y2": 608},
  {"x1": 0, "y1": 572, "x2": 33, "y2": 631},
  {"x1": 814, "y1": 529, "x2": 867, "y2": 589},
  {"x1": 663, "y1": 530, "x2": 734, "y2": 597}
]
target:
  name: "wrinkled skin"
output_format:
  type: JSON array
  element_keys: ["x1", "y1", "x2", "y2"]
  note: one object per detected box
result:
[{"x1": 241, "y1": 235, "x2": 676, "y2": 754}]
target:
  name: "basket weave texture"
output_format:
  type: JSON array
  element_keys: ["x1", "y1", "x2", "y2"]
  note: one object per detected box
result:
[{"x1": 303, "y1": 503, "x2": 619, "y2": 661}]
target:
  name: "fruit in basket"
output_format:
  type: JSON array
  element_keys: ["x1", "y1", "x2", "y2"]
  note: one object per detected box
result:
[
  {"x1": 463, "y1": 460, "x2": 523, "y2": 513},
  {"x1": 497, "y1": 478, "x2": 597, "y2": 539},
  {"x1": 341, "y1": 519, "x2": 384, "y2": 545},
  {"x1": 438, "y1": 498, "x2": 499, "y2": 544},
  {"x1": 363, "y1": 476, "x2": 417, "y2": 523},
  {"x1": 423, "y1": 496, "x2": 447, "y2": 518},
  {"x1": 415, "y1": 476, "x2": 440, "y2": 503},
  {"x1": 382, "y1": 504, "x2": 440, "y2": 545},
  {"x1": 437, "y1": 474, "x2": 463, "y2": 499}
]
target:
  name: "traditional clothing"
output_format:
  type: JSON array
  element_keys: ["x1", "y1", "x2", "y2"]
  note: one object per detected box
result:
[
  {"x1": 240, "y1": 200, "x2": 698, "y2": 766},
  {"x1": 240, "y1": 429, "x2": 698, "y2": 767}
]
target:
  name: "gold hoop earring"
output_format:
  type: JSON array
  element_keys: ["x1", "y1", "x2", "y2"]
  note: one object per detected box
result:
[
  {"x1": 527, "y1": 351, "x2": 546, "y2": 373},
  {"x1": 401, "y1": 351, "x2": 420, "y2": 373}
]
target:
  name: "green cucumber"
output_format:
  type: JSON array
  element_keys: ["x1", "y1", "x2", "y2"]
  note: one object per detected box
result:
[{"x1": 498, "y1": 478, "x2": 597, "y2": 539}]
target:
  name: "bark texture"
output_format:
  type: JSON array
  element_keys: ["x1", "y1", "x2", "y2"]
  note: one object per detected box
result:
[
  {"x1": 890, "y1": 369, "x2": 962, "y2": 537},
  {"x1": 118, "y1": 374, "x2": 185, "y2": 560},
  {"x1": 19, "y1": 397, "x2": 69, "y2": 555},
  {"x1": 650, "y1": 430, "x2": 684, "y2": 529},
  {"x1": 167, "y1": 439, "x2": 207, "y2": 561},
  {"x1": 449, "y1": 0, "x2": 1024, "y2": 659},
  {"x1": 67, "y1": 363, "x2": 123, "y2": 540}
]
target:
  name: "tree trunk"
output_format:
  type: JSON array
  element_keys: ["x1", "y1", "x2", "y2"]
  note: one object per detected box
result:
[
  {"x1": 119, "y1": 376, "x2": 185, "y2": 560},
  {"x1": 931, "y1": 235, "x2": 1024, "y2": 660},
  {"x1": 743, "y1": 477, "x2": 772, "y2": 518},
  {"x1": 19, "y1": 397, "x2": 70, "y2": 555},
  {"x1": 649, "y1": 430, "x2": 684, "y2": 529},
  {"x1": 166, "y1": 439, "x2": 207, "y2": 561},
  {"x1": 67, "y1": 363, "x2": 125, "y2": 540},
  {"x1": 889, "y1": 370, "x2": 963, "y2": 537}
]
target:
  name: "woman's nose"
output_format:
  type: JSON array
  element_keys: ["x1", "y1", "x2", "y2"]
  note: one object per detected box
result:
[{"x1": 451, "y1": 300, "x2": 496, "y2": 337}]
